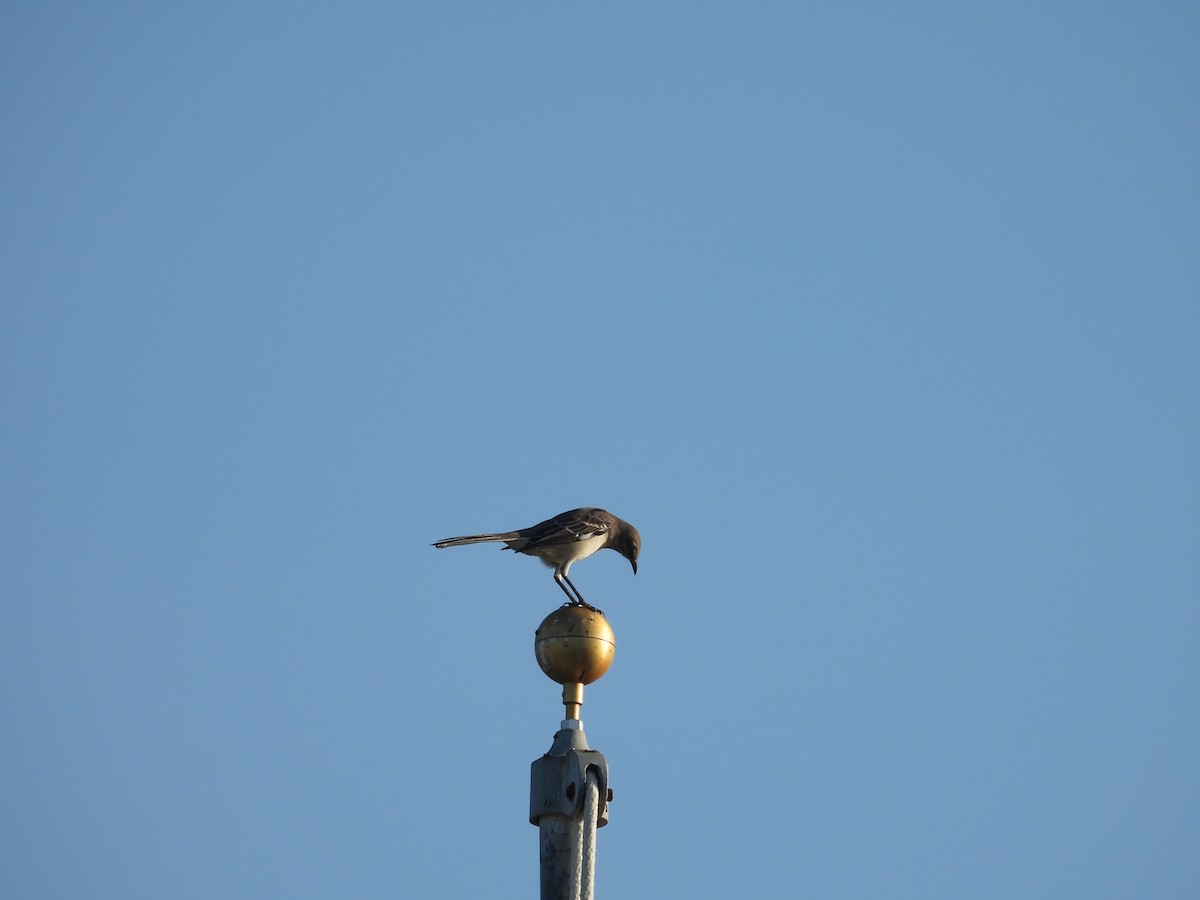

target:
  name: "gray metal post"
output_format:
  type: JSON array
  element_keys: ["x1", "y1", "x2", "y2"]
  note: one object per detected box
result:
[
  {"x1": 530, "y1": 719, "x2": 609, "y2": 900},
  {"x1": 530, "y1": 606, "x2": 616, "y2": 900}
]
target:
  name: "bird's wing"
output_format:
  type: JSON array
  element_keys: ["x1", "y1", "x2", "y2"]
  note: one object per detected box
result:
[{"x1": 521, "y1": 509, "x2": 613, "y2": 547}]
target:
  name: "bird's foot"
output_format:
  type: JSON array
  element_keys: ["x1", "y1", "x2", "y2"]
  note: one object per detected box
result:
[{"x1": 563, "y1": 599, "x2": 604, "y2": 616}]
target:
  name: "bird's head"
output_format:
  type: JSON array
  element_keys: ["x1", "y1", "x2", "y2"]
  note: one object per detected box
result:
[{"x1": 612, "y1": 521, "x2": 641, "y2": 575}]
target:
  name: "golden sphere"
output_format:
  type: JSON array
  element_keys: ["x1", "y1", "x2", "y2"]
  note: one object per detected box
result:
[{"x1": 534, "y1": 606, "x2": 615, "y2": 685}]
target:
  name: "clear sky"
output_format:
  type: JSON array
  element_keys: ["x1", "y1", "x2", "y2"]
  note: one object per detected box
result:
[{"x1": 3, "y1": 3, "x2": 1197, "y2": 898}]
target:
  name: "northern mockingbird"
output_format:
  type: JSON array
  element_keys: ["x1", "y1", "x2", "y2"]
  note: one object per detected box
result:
[{"x1": 433, "y1": 507, "x2": 641, "y2": 610}]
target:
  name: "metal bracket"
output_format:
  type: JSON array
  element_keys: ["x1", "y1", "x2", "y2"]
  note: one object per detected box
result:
[{"x1": 530, "y1": 745, "x2": 610, "y2": 827}]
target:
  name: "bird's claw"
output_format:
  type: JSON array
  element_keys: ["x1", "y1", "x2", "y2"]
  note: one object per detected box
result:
[{"x1": 562, "y1": 599, "x2": 604, "y2": 616}]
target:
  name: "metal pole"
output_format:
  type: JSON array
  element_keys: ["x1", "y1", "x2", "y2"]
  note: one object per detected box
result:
[
  {"x1": 530, "y1": 718, "x2": 608, "y2": 900},
  {"x1": 531, "y1": 607, "x2": 615, "y2": 900}
]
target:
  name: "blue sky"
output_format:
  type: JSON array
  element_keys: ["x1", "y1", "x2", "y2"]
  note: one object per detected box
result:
[{"x1": 2, "y1": 3, "x2": 1197, "y2": 898}]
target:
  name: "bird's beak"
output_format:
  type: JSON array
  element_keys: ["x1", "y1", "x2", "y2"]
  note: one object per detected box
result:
[{"x1": 631, "y1": 560, "x2": 638, "y2": 575}]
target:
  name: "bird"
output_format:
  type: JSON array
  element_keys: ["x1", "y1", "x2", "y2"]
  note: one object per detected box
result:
[{"x1": 432, "y1": 507, "x2": 640, "y2": 611}]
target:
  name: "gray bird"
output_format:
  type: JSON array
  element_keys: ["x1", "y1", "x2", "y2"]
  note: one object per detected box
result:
[{"x1": 433, "y1": 507, "x2": 641, "y2": 610}]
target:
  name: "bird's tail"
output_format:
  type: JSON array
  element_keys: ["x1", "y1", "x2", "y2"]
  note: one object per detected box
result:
[{"x1": 432, "y1": 532, "x2": 521, "y2": 549}]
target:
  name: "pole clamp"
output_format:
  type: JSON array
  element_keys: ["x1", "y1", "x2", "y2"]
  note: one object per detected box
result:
[{"x1": 529, "y1": 748, "x2": 610, "y2": 827}]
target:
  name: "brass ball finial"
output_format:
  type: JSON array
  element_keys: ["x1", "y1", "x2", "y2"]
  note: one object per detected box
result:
[
  {"x1": 534, "y1": 606, "x2": 615, "y2": 720},
  {"x1": 535, "y1": 606, "x2": 615, "y2": 684}
]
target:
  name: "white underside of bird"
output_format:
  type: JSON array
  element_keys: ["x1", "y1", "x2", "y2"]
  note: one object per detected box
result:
[{"x1": 534, "y1": 532, "x2": 609, "y2": 574}]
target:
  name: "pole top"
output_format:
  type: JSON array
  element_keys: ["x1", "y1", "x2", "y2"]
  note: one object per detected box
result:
[{"x1": 533, "y1": 606, "x2": 615, "y2": 686}]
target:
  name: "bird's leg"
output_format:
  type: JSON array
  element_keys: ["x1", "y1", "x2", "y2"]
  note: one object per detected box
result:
[
  {"x1": 561, "y1": 574, "x2": 603, "y2": 615},
  {"x1": 554, "y1": 573, "x2": 582, "y2": 605}
]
